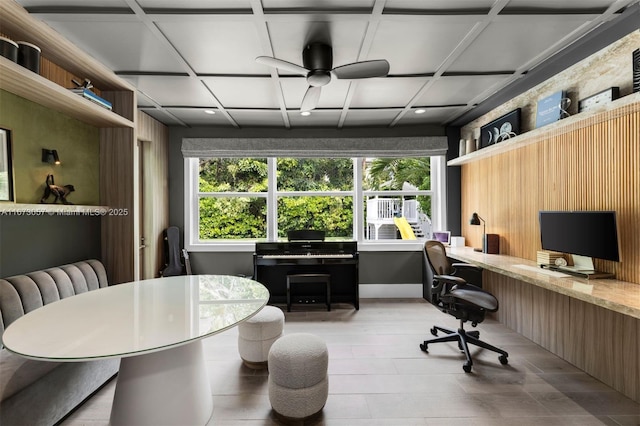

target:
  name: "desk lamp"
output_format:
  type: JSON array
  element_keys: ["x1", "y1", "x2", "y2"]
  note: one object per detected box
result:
[{"x1": 469, "y1": 212, "x2": 486, "y2": 252}]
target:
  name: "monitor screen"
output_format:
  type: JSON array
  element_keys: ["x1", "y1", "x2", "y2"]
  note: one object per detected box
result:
[{"x1": 539, "y1": 211, "x2": 620, "y2": 262}]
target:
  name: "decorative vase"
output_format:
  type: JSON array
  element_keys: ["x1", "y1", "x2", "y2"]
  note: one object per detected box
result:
[
  {"x1": 459, "y1": 139, "x2": 466, "y2": 157},
  {"x1": 466, "y1": 139, "x2": 476, "y2": 154}
]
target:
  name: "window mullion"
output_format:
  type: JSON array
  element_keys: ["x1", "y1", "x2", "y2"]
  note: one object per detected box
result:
[{"x1": 267, "y1": 158, "x2": 277, "y2": 241}]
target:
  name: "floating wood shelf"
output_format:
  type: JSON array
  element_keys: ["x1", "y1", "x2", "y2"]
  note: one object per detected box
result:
[
  {"x1": 0, "y1": 57, "x2": 133, "y2": 128},
  {"x1": 448, "y1": 92, "x2": 640, "y2": 166}
]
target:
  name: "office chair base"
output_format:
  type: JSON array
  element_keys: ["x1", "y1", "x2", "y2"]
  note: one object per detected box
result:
[{"x1": 420, "y1": 323, "x2": 509, "y2": 373}]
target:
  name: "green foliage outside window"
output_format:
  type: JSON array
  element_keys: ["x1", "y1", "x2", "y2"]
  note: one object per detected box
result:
[{"x1": 197, "y1": 157, "x2": 430, "y2": 241}]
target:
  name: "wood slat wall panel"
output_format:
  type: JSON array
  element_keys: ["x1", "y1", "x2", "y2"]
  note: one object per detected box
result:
[
  {"x1": 461, "y1": 105, "x2": 640, "y2": 284},
  {"x1": 482, "y1": 271, "x2": 639, "y2": 402},
  {"x1": 100, "y1": 126, "x2": 135, "y2": 285},
  {"x1": 137, "y1": 111, "x2": 169, "y2": 280}
]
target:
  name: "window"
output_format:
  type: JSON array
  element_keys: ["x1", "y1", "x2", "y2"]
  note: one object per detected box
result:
[{"x1": 185, "y1": 156, "x2": 447, "y2": 251}]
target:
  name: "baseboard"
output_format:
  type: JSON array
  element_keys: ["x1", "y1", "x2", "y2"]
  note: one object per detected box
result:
[{"x1": 359, "y1": 283, "x2": 423, "y2": 298}]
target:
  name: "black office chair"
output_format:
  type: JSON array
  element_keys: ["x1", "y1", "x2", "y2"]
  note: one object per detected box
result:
[{"x1": 421, "y1": 240, "x2": 509, "y2": 372}]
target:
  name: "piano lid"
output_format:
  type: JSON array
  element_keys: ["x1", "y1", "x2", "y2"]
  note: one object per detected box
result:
[{"x1": 255, "y1": 241, "x2": 357, "y2": 255}]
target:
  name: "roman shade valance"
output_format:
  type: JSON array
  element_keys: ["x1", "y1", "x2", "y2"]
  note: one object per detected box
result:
[{"x1": 181, "y1": 136, "x2": 448, "y2": 158}]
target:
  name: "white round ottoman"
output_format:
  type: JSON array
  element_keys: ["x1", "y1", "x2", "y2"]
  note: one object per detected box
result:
[
  {"x1": 268, "y1": 333, "x2": 328, "y2": 421},
  {"x1": 237, "y1": 305, "x2": 284, "y2": 369}
]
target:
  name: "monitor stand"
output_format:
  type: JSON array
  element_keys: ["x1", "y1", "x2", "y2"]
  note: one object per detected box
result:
[{"x1": 542, "y1": 254, "x2": 615, "y2": 279}]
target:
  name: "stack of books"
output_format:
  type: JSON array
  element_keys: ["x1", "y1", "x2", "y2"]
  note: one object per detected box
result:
[
  {"x1": 536, "y1": 250, "x2": 564, "y2": 265},
  {"x1": 69, "y1": 88, "x2": 112, "y2": 110}
]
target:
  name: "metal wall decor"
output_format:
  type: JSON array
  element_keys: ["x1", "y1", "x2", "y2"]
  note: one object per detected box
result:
[{"x1": 479, "y1": 109, "x2": 521, "y2": 149}]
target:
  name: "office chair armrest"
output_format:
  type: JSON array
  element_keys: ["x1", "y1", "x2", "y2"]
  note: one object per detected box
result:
[
  {"x1": 433, "y1": 274, "x2": 467, "y2": 286},
  {"x1": 451, "y1": 263, "x2": 482, "y2": 272}
]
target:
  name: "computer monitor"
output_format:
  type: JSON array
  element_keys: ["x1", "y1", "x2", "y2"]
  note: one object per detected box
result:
[{"x1": 539, "y1": 210, "x2": 620, "y2": 264}]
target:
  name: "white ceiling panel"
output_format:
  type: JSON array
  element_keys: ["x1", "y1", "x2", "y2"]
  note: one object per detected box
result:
[
  {"x1": 202, "y1": 78, "x2": 280, "y2": 109},
  {"x1": 138, "y1": 0, "x2": 252, "y2": 9},
  {"x1": 16, "y1": 0, "x2": 128, "y2": 7},
  {"x1": 139, "y1": 108, "x2": 185, "y2": 126},
  {"x1": 120, "y1": 75, "x2": 215, "y2": 106},
  {"x1": 287, "y1": 110, "x2": 342, "y2": 127},
  {"x1": 40, "y1": 20, "x2": 187, "y2": 73},
  {"x1": 229, "y1": 110, "x2": 286, "y2": 127},
  {"x1": 449, "y1": 16, "x2": 593, "y2": 72},
  {"x1": 416, "y1": 75, "x2": 511, "y2": 106},
  {"x1": 280, "y1": 78, "x2": 350, "y2": 109},
  {"x1": 157, "y1": 20, "x2": 265, "y2": 75},
  {"x1": 384, "y1": 0, "x2": 495, "y2": 10},
  {"x1": 342, "y1": 109, "x2": 399, "y2": 127},
  {"x1": 263, "y1": 0, "x2": 374, "y2": 8},
  {"x1": 164, "y1": 108, "x2": 234, "y2": 126},
  {"x1": 397, "y1": 107, "x2": 466, "y2": 125},
  {"x1": 504, "y1": 0, "x2": 620, "y2": 10},
  {"x1": 350, "y1": 78, "x2": 427, "y2": 108},
  {"x1": 265, "y1": 19, "x2": 369, "y2": 73},
  {"x1": 367, "y1": 18, "x2": 479, "y2": 74}
]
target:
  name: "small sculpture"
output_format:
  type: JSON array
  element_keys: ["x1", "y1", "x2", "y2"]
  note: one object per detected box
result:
[{"x1": 40, "y1": 174, "x2": 75, "y2": 204}]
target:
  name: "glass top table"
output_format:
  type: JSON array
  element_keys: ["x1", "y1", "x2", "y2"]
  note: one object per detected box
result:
[{"x1": 2, "y1": 275, "x2": 270, "y2": 426}]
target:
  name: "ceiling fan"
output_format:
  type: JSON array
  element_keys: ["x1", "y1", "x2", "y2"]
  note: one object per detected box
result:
[{"x1": 256, "y1": 43, "x2": 390, "y2": 112}]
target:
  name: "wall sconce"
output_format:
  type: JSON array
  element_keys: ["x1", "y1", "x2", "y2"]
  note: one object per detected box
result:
[
  {"x1": 42, "y1": 149, "x2": 60, "y2": 164},
  {"x1": 470, "y1": 212, "x2": 500, "y2": 254},
  {"x1": 469, "y1": 212, "x2": 486, "y2": 252}
]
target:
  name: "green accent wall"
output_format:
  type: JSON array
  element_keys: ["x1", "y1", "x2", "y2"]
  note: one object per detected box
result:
[{"x1": 0, "y1": 89, "x2": 100, "y2": 205}]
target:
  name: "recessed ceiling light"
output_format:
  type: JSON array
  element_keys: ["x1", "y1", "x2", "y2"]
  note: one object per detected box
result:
[
  {"x1": 204, "y1": 109, "x2": 216, "y2": 115},
  {"x1": 300, "y1": 111, "x2": 311, "y2": 116},
  {"x1": 415, "y1": 109, "x2": 426, "y2": 114}
]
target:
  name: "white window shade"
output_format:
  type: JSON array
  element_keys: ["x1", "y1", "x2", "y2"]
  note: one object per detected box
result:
[{"x1": 181, "y1": 136, "x2": 447, "y2": 158}]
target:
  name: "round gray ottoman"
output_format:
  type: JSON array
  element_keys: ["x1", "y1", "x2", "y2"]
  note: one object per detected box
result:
[
  {"x1": 268, "y1": 333, "x2": 328, "y2": 421},
  {"x1": 237, "y1": 305, "x2": 284, "y2": 369}
]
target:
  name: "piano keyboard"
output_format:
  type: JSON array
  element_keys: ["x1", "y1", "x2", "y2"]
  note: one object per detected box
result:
[{"x1": 260, "y1": 253, "x2": 354, "y2": 259}]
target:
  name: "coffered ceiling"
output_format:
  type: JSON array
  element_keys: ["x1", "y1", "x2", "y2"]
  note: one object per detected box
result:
[{"x1": 15, "y1": 0, "x2": 640, "y2": 129}]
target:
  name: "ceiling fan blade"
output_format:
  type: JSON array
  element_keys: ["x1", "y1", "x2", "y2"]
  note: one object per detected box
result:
[
  {"x1": 255, "y1": 56, "x2": 308, "y2": 76},
  {"x1": 301, "y1": 86, "x2": 321, "y2": 112},
  {"x1": 332, "y1": 59, "x2": 390, "y2": 79}
]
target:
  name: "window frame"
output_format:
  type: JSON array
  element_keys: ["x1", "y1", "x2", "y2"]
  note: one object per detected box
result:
[{"x1": 184, "y1": 156, "x2": 446, "y2": 252}]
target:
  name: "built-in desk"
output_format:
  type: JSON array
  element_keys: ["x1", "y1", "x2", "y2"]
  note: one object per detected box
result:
[{"x1": 447, "y1": 247, "x2": 640, "y2": 403}]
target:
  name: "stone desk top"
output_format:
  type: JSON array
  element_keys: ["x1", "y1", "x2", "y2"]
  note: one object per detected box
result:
[{"x1": 446, "y1": 247, "x2": 640, "y2": 319}]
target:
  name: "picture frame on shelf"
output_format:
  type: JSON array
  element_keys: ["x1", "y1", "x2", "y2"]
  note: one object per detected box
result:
[
  {"x1": 0, "y1": 128, "x2": 15, "y2": 202},
  {"x1": 433, "y1": 231, "x2": 451, "y2": 245},
  {"x1": 536, "y1": 90, "x2": 569, "y2": 128},
  {"x1": 578, "y1": 87, "x2": 619, "y2": 112},
  {"x1": 479, "y1": 108, "x2": 521, "y2": 149}
]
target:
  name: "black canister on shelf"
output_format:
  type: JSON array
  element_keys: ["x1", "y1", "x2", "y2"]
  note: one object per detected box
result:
[
  {"x1": 17, "y1": 41, "x2": 41, "y2": 74},
  {"x1": 0, "y1": 36, "x2": 19, "y2": 62}
]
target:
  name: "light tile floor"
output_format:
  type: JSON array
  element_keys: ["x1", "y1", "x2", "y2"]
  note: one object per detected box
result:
[{"x1": 61, "y1": 299, "x2": 640, "y2": 426}]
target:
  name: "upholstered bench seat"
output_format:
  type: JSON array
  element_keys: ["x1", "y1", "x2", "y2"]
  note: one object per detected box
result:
[
  {"x1": 0, "y1": 260, "x2": 119, "y2": 426},
  {"x1": 237, "y1": 305, "x2": 284, "y2": 369},
  {"x1": 268, "y1": 333, "x2": 328, "y2": 420}
]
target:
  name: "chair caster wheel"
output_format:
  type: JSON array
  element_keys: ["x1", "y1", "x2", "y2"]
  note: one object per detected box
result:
[
  {"x1": 499, "y1": 355, "x2": 509, "y2": 365},
  {"x1": 420, "y1": 343, "x2": 428, "y2": 352},
  {"x1": 430, "y1": 327, "x2": 438, "y2": 336},
  {"x1": 463, "y1": 362, "x2": 472, "y2": 373}
]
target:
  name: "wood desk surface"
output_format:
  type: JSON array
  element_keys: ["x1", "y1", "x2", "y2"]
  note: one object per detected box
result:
[{"x1": 446, "y1": 247, "x2": 640, "y2": 319}]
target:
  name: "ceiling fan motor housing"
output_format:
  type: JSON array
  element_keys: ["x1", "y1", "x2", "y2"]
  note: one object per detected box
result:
[{"x1": 304, "y1": 43, "x2": 333, "y2": 86}]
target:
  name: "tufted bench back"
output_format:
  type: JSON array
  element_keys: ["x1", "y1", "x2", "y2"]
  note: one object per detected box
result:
[{"x1": 0, "y1": 260, "x2": 108, "y2": 346}]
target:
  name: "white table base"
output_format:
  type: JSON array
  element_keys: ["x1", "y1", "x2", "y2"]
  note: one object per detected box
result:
[{"x1": 110, "y1": 340, "x2": 212, "y2": 426}]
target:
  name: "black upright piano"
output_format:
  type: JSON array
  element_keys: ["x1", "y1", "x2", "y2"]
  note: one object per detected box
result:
[{"x1": 253, "y1": 241, "x2": 359, "y2": 309}]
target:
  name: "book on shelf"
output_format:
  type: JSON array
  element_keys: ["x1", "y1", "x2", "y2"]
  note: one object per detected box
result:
[{"x1": 69, "y1": 88, "x2": 112, "y2": 110}]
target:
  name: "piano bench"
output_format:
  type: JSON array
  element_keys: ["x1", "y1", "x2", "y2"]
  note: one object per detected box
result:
[{"x1": 286, "y1": 273, "x2": 331, "y2": 312}]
